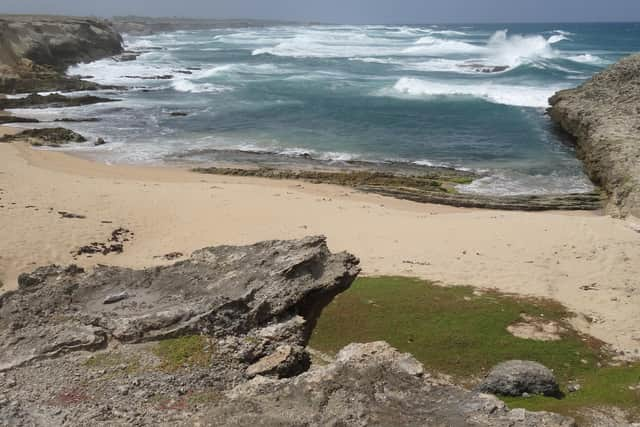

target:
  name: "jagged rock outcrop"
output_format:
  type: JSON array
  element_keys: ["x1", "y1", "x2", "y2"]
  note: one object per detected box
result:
[
  {"x1": 0, "y1": 15, "x2": 123, "y2": 93},
  {"x1": 0, "y1": 236, "x2": 359, "y2": 372},
  {"x1": 0, "y1": 237, "x2": 576, "y2": 426},
  {"x1": 549, "y1": 54, "x2": 640, "y2": 218}
]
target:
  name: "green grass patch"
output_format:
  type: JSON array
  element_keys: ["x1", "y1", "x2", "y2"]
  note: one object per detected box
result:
[
  {"x1": 153, "y1": 335, "x2": 213, "y2": 372},
  {"x1": 310, "y1": 276, "x2": 640, "y2": 420}
]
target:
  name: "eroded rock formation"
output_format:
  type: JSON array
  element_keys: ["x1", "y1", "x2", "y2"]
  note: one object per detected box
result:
[
  {"x1": 549, "y1": 54, "x2": 640, "y2": 218},
  {"x1": 0, "y1": 237, "x2": 576, "y2": 426}
]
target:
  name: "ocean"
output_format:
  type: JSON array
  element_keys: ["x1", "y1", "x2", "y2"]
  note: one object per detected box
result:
[{"x1": 15, "y1": 22, "x2": 640, "y2": 195}]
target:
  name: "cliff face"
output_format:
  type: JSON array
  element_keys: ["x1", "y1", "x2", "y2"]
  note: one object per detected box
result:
[
  {"x1": 0, "y1": 15, "x2": 123, "y2": 71},
  {"x1": 549, "y1": 54, "x2": 640, "y2": 218}
]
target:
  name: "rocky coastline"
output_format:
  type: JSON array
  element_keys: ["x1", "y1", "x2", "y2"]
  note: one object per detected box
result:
[
  {"x1": 1, "y1": 15, "x2": 640, "y2": 425},
  {"x1": 549, "y1": 54, "x2": 640, "y2": 218}
]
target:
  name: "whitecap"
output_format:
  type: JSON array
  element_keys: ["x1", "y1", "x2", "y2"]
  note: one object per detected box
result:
[
  {"x1": 385, "y1": 77, "x2": 563, "y2": 108},
  {"x1": 172, "y1": 79, "x2": 230, "y2": 93}
]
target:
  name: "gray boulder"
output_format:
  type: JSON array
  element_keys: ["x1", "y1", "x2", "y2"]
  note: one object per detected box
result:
[{"x1": 477, "y1": 360, "x2": 561, "y2": 397}]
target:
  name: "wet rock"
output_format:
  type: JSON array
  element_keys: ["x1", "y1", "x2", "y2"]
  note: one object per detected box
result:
[
  {"x1": 94, "y1": 137, "x2": 107, "y2": 146},
  {"x1": 54, "y1": 118, "x2": 101, "y2": 123},
  {"x1": 549, "y1": 54, "x2": 640, "y2": 217},
  {"x1": 0, "y1": 116, "x2": 39, "y2": 125},
  {"x1": 195, "y1": 166, "x2": 603, "y2": 212},
  {"x1": 123, "y1": 74, "x2": 173, "y2": 80},
  {"x1": 0, "y1": 128, "x2": 87, "y2": 147},
  {"x1": 477, "y1": 360, "x2": 561, "y2": 397},
  {"x1": 0, "y1": 93, "x2": 117, "y2": 110},
  {"x1": 170, "y1": 112, "x2": 189, "y2": 117},
  {"x1": 460, "y1": 63, "x2": 510, "y2": 73}
]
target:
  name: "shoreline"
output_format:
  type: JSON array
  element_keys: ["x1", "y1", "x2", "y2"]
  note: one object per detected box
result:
[{"x1": 1, "y1": 130, "x2": 640, "y2": 358}]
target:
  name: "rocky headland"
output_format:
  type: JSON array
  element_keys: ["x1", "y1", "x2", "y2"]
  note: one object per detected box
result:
[
  {"x1": 0, "y1": 236, "x2": 574, "y2": 426},
  {"x1": 0, "y1": 15, "x2": 123, "y2": 93},
  {"x1": 549, "y1": 54, "x2": 640, "y2": 218}
]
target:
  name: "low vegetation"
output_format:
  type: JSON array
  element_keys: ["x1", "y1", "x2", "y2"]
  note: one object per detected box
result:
[
  {"x1": 152, "y1": 335, "x2": 214, "y2": 372},
  {"x1": 310, "y1": 276, "x2": 640, "y2": 421}
]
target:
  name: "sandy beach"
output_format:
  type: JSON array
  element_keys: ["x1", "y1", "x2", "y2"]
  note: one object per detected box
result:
[{"x1": 1, "y1": 124, "x2": 639, "y2": 357}]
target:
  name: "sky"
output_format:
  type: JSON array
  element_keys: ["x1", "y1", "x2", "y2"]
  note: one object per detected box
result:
[{"x1": 2, "y1": 0, "x2": 640, "y2": 24}]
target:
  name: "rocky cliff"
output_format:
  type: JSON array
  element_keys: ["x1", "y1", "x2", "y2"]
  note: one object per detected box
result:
[
  {"x1": 0, "y1": 15, "x2": 123, "y2": 93},
  {"x1": 549, "y1": 54, "x2": 640, "y2": 218},
  {"x1": 0, "y1": 236, "x2": 574, "y2": 426}
]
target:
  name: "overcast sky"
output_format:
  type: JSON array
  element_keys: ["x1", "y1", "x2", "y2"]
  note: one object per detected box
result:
[{"x1": 3, "y1": 0, "x2": 640, "y2": 24}]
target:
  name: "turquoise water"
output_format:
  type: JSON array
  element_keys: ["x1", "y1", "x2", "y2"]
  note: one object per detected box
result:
[{"x1": 26, "y1": 23, "x2": 640, "y2": 194}]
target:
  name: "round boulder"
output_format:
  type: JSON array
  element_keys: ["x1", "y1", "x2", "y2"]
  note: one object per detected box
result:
[{"x1": 477, "y1": 360, "x2": 560, "y2": 397}]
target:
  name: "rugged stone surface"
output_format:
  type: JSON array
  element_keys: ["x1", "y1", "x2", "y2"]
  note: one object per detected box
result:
[
  {"x1": 0, "y1": 236, "x2": 360, "y2": 372},
  {"x1": 477, "y1": 360, "x2": 561, "y2": 397},
  {"x1": 0, "y1": 15, "x2": 123, "y2": 93},
  {"x1": 195, "y1": 166, "x2": 603, "y2": 211},
  {"x1": 549, "y1": 54, "x2": 640, "y2": 218},
  {"x1": 200, "y1": 342, "x2": 574, "y2": 426},
  {"x1": 0, "y1": 127, "x2": 87, "y2": 146},
  {"x1": 0, "y1": 237, "x2": 576, "y2": 426},
  {"x1": 0, "y1": 15, "x2": 123, "y2": 71}
]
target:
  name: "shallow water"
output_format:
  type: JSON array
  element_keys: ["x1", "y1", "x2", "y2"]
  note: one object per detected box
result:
[{"x1": 18, "y1": 23, "x2": 640, "y2": 195}]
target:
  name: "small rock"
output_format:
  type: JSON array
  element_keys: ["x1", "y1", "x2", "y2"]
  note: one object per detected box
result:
[
  {"x1": 246, "y1": 345, "x2": 310, "y2": 379},
  {"x1": 117, "y1": 386, "x2": 129, "y2": 396},
  {"x1": 94, "y1": 137, "x2": 108, "y2": 146},
  {"x1": 103, "y1": 292, "x2": 129, "y2": 304},
  {"x1": 567, "y1": 383, "x2": 581, "y2": 393}
]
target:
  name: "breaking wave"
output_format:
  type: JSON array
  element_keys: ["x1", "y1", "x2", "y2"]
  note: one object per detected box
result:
[{"x1": 386, "y1": 77, "x2": 561, "y2": 108}]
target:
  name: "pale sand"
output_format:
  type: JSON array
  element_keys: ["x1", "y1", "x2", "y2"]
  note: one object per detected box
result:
[{"x1": 1, "y1": 127, "x2": 639, "y2": 357}]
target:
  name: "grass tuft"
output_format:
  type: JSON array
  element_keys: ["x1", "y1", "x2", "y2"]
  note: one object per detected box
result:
[{"x1": 153, "y1": 335, "x2": 213, "y2": 372}]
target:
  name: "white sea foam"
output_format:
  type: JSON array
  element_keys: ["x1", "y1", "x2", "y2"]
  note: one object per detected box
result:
[
  {"x1": 568, "y1": 53, "x2": 607, "y2": 65},
  {"x1": 171, "y1": 79, "x2": 230, "y2": 93},
  {"x1": 387, "y1": 77, "x2": 561, "y2": 108},
  {"x1": 485, "y1": 30, "x2": 562, "y2": 68},
  {"x1": 457, "y1": 171, "x2": 594, "y2": 196}
]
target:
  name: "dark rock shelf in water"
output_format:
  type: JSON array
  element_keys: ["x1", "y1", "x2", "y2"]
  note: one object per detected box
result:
[{"x1": 194, "y1": 166, "x2": 603, "y2": 212}]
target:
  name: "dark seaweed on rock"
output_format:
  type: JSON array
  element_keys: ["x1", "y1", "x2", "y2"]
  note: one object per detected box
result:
[
  {"x1": 0, "y1": 127, "x2": 86, "y2": 147},
  {"x1": 194, "y1": 166, "x2": 603, "y2": 211}
]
